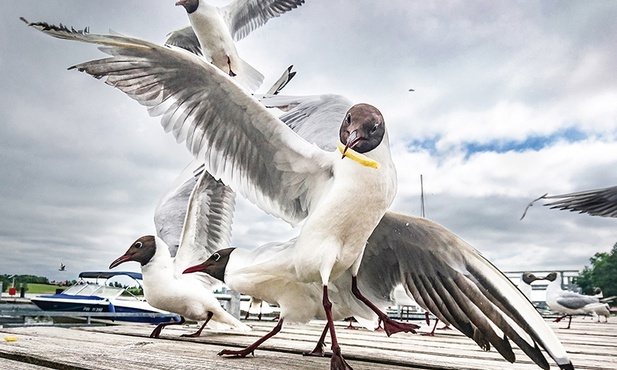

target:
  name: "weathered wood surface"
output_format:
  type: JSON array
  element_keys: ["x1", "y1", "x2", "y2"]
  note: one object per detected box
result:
[{"x1": 1, "y1": 317, "x2": 616, "y2": 369}]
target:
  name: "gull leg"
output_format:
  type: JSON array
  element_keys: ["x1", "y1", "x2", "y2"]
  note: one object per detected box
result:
[
  {"x1": 345, "y1": 317, "x2": 358, "y2": 330},
  {"x1": 351, "y1": 276, "x2": 419, "y2": 336},
  {"x1": 422, "y1": 318, "x2": 440, "y2": 336},
  {"x1": 304, "y1": 323, "x2": 329, "y2": 357},
  {"x1": 181, "y1": 312, "x2": 213, "y2": 337},
  {"x1": 323, "y1": 285, "x2": 352, "y2": 370},
  {"x1": 424, "y1": 311, "x2": 430, "y2": 326},
  {"x1": 218, "y1": 318, "x2": 284, "y2": 357},
  {"x1": 149, "y1": 316, "x2": 186, "y2": 338},
  {"x1": 565, "y1": 315, "x2": 573, "y2": 329}
]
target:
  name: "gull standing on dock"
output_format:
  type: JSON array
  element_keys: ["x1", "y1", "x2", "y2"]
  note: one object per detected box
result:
[
  {"x1": 109, "y1": 169, "x2": 249, "y2": 338},
  {"x1": 544, "y1": 272, "x2": 610, "y2": 329}
]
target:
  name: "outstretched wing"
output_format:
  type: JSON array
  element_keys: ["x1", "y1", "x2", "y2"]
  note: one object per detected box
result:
[
  {"x1": 173, "y1": 168, "x2": 235, "y2": 278},
  {"x1": 543, "y1": 185, "x2": 617, "y2": 218},
  {"x1": 358, "y1": 211, "x2": 573, "y2": 370},
  {"x1": 24, "y1": 20, "x2": 335, "y2": 226},
  {"x1": 222, "y1": 0, "x2": 306, "y2": 41},
  {"x1": 154, "y1": 160, "x2": 207, "y2": 257}
]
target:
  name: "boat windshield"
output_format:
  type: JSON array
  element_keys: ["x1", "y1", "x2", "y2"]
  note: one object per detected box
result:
[{"x1": 60, "y1": 283, "x2": 126, "y2": 299}]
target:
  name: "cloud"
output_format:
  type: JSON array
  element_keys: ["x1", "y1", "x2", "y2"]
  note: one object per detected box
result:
[{"x1": 1, "y1": 1, "x2": 616, "y2": 284}]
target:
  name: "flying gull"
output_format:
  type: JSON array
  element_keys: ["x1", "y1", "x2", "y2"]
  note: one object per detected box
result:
[
  {"x1": 109, "y1": 169, "x2": 250, "y2": 338},
  {"x1": 173, "y1": 0, "x2": 306, "y2": 91},
  {"x1": 521, "y1": 185, "x2": 617, "y2": 219}
]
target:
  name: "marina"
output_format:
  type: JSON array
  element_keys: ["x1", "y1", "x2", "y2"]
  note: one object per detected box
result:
[{"x1": 1, "y1": 316, "x2": 615, "y2": 369}]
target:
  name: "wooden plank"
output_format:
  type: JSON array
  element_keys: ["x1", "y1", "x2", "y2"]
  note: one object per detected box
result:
[{"x1": 1, "y1": 316, "x2": 615, "y2": 370}]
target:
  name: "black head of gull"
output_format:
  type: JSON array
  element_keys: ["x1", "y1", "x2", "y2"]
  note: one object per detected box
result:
[
  {"x1": 183, "y1": 247, "x2": 235, "y2": 283},
  {"x1": 522, "y1": 271, "x2": 541, "y2": 285},
  {"x1": 339, "y1": 103, "x2": 385, "y2": 157},
  {"x1": 109, "y1": 236, "x2": 157, "y2": 268},
  {"x1": 176, "y1": 0, "x2": 199, "y2": 14}
]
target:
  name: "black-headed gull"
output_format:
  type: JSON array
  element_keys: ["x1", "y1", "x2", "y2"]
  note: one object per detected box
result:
[
  {"x1": 521, "y1": 185, "x2": 617, "y2": 219},
  {"x1": 544, "y1": 271, "x2": 611, "y2": 329},
  {"x1": 25, "y1": 22, "x2": 403, "y2": 369},
  {"x1": 184, "y1": 211, "x2": 575, "y2": 369},
  {"x1": 109, "y1": 169, "x2": 249, "y2": 337},
  {"x1": 174, "y1": 0, "x2": 306, "y2": 91},
  {"x1": 517, "y1": 271, "x2": 542, "y2": 300}
]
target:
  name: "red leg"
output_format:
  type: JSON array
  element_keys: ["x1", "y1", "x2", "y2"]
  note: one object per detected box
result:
[
  {"x1": 304, "y1": 323, "x2": 329, "y2": 357},
  {"x1": 565, "y1": 315, "x2": 572, "y2": 329},
  {"x1": 218, "y1": 319, "x2": 284, "y2": 357},
  {"x1": 345, "y1": 317, "x2": 358, "y2": 330},
  {"x1": 424, "y1": 311, "x2": 431, "y2": 326},
  {"x1": 351, "y1": 277, "x2": 419, "y2": 336},
  {"x1": 554, "y1": 314, "x2": 568, "y2": 323},
  {"x1": 150, "y1": 316, "x2": 186, "y2": 338},
  {"x1": 322, "y1": 286, "x2": 352, "y2": 370},
  {"x1": 181, "y1": 312, "x2": 213, "y2": 338},
  {"x1": 422, "y1": 318, "x2": 439, "y2": 336}
]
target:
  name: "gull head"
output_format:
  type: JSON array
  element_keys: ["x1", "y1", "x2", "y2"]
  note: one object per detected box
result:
[
  {"x1": 339, "y1": 103, "x2": 385, "y2": 158},
  {"x1": 183, "y1": 247, "x2": 235, "y2": 283},
  {"x1": 176, "y1": 0, "x2": 199, "y2": 14},
  {"x1": 543, "y1": 272, "x2": 558, "y2": 282},
  {"x1": 109, "y1": 235, "x2": 157, "y2": 269}
]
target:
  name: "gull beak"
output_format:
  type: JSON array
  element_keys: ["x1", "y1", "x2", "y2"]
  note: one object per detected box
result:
[
  {"x1": 183, "y1": 262, "x2": 209, "y2": 275},
  {"x1": 109, "y1": 254, "x2": 133, "y2": 269},
  {"x1": 175, "y1": 0, "x2": 187, "y2": 6},
  {"x1": 342, "y1": 130, "x2": 360, "y2": 159}
]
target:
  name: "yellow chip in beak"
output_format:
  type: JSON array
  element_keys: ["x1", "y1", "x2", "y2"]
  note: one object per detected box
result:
[{"x1": 337, "y1": 142, "x2": 380, "y2": 169}]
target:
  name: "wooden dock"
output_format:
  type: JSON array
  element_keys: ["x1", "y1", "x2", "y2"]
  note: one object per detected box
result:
[{"x1": 1, "y1": 317, "x2": 615, "y2": 369}]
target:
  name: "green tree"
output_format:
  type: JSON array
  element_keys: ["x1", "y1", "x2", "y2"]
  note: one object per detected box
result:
[{"x1": 575, "y1": 242, "x2": 617, "y2": 297}]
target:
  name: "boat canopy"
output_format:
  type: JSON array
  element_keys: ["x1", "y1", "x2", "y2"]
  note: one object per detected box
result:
[{"x1": 78, "y1": 271, "x2": 143, "y2": 280}]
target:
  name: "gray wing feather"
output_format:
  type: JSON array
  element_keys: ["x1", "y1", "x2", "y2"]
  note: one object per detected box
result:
[
  {"x1": 358, "y1": 211, "x2": 572, "y2": 370},
  {"x1": 222, "y1": 0, "x2": 306, "y2": 41},
  {"x1": 164, "y1": 26, "x2": 202, "y2": 56},
  {"x1": 544, "y1": 185, "x2": 617, "y2": 218},
  {"x1": 259, "y1": 94, "x2": 353, "y2": 152},
  {"x1": 173, "y1": 168, "x2": 235, "y2": 276},
  {"x1": 556, "y1": 292, "x2": 599, "y2": 310}
]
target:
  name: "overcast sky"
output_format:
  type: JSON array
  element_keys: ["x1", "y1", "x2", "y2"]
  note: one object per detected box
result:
[{"x1": 2, "y1": 1, "x2": 616, "y2": 283}]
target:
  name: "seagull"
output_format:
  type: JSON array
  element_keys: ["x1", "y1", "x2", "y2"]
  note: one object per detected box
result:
[
  {"x1": 517, "y1": 271, "x2": 542, "y2": 301},
  {"x1": 24, "y1": 22, "x2": 405, "y2": 369},
  {"x1": 58, "y1": 262, "x2": 66, "y2": 272},
  {"x1": 109, "y1": 169, "x2": 250, "y2": 338},
  {"x1": 184, "y1": 211, "x2": 575, "y2": 369},
  {"x1": 544, "y1": 272, "x2": 610, "y2": 329},
  {"x1": 174, "y1": 0, "x2": 306, "y2": 91},
  {"x1": 521, "y1": 185, "x2": 617, "y2": 219}
]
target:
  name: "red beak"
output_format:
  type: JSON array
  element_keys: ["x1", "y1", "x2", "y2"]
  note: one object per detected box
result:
[
  {"x1": 183, "y1": 262, "x2": 209, "y2": 275},
  {"x1": 109, "y1": 254, "x2": 133, "y2": 269}
]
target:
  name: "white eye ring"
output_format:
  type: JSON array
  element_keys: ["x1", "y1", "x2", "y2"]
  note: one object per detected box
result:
[
  {"x1": 135, "y1": 241, "x2": 143, "y2": 249},
  {"x1": 213, "y1": 253, "x2": 221, "y2": 261}
]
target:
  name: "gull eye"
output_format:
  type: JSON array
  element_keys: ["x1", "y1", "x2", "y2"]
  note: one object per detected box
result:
[
  {"x1": 135, "y1": 241, "x2": 143, "y2": 249},
  {"x1": 344, "y1": 113, "x2": 351, "y2": 125},
  {"x1": 370, "y1": 124, "x2": 378, "y2": 134},
  {"x1": 213, "y1": 253, "x2": 221, "y2": 262}
]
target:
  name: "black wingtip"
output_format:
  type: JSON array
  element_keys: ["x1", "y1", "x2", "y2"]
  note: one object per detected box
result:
[{"x1": 558, "y1": 362, "x2": 575, "y2": 370}]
